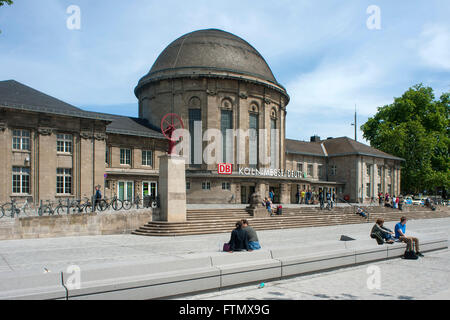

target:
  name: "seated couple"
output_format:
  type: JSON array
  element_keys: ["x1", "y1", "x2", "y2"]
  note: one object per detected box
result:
[
  {"x1": 226, "y1": 220, "x2": 261, "y2": 252},
  {"x1": 370, "y1": 217, "x2": 423, "y2": 260}
]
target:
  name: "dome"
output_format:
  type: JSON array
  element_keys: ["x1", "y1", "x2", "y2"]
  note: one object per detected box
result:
[{"x1": 135, "y1": 29, "x2": 287, "y2": 97}]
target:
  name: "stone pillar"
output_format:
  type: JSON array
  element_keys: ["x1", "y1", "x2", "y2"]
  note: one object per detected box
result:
[
  {"x1": 159, "y1": 154, "x2": 186, "y2": 222},
  {"x1": 280, "y1": 183, "x2": 290, "y2": 204}
]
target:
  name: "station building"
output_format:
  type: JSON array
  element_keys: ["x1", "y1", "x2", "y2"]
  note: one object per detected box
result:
[{"x1": 0, "y1": 29, "x2": 403, "y2": 205}]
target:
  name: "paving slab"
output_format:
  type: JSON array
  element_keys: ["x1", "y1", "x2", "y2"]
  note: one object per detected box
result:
[{"x1": 0, "y1": 217, "x2": 448, "y2": 299}]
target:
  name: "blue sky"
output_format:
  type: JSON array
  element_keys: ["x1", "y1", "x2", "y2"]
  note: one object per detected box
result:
[{"x1": 1, "y1": 0, "x2": 449, "y2": 143}]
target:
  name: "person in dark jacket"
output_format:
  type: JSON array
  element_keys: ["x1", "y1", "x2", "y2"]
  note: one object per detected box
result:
[
  {"x1": 227, "y1": 221, "x2": 250, "y2": 252},
  {"x1": 371, "y1": 218, "x2": 394, "y2": 244}
]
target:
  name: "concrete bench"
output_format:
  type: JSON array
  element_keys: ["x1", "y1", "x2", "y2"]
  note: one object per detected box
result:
[
  {"x1": 0, "y1": 235, "x2": 447, "y2": 300},
  {"x1": 210, "y1": 251, "x2": 281, "y2": 288},
  {"x1": 270, "y1": 243, "x2": 354, "y2": 277},
  {"x1": 64, "y1": 257, "x2": 220, "y2": 300},
  {"x1": 386, "y1": 233, "x2": 448, "y2": 258},
  {"x1": 0, "y1": 271, "x2": 66, "y2": 300}
]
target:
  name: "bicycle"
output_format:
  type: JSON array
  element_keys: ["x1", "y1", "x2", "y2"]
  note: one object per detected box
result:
[
  {"x1": 122, "y1": 197, "x2": 132, "y2": 210},
  {"x1": 109, "y1": 195, "x2": 123, "y2": 211},
  {"x1": 38, "y1": 200, "x2": 56, "y2": 216},
  {"x1": 0, "y1": 199, "x2": 32, "y2": 218},
  {"x1": 72, "y1": 197, "x2": 93, "y2": 213},
  {"x1": 133, "y1": 195, "x2": 143, "y2": 209},
  {"x1": 93, "y1": 198, "x2": 109, "y2": 212},
  {"x1": 55, "y1": 199, "x2": 72, "y2": 215}
]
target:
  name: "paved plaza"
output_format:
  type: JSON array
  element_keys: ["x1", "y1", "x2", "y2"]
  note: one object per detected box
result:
[
  {"x1": 180, "y1": 242, "x2": 450, "y2": 300},
  {"x1": 0, "y1": 217, "x2": 449, "y2": 300}
]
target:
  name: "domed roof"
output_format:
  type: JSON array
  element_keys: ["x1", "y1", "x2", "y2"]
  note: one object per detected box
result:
[{"x1": 135, "y1": 29, "x2": 287, "y2": 97}]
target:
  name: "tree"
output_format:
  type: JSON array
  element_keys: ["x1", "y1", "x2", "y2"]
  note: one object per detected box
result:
[
  {"x1": 0, "y1": 0, "x2": 13, "y2": 34},
  {"x1": 361, "y1": 84, "x2": 450, "y2": 195}
]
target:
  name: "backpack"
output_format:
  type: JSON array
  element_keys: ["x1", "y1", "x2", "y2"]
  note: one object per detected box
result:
[{"x1": 403, "y1": 250, "x2": 418, "y2": 260}]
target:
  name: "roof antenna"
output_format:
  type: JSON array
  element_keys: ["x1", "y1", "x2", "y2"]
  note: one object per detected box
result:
[{"x1": 351, "y1": 104, "x2": 357, "y2": 141}]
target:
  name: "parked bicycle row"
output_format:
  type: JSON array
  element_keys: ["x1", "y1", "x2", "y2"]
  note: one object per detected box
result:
[{"x1": 0, "y1": 195, "x2": 159, "y2": 219}]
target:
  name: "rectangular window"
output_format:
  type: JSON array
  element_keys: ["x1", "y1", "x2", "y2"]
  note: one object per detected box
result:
[
  {"x1": 142, "y1": 150, "x2": 153, "y2": 166},
  {"x1": 12, "y1": 129, "x2": 30, "y2": 151},
  {"x1": 221, "y1": 110, "x2": 233, "y2": 163},
  {"x1": 297, "y1": 162, "x2": 303, "y2": 172},
  {"x1": 249, "y1": 113, "x2": 259, "y2": 168},
  {"x1": 118, "y1": 181, "x2": 133, "y2": 201},
  {"x1": 56, "y1": 168, "x2": 72, "y2": 194},
  {"x1": 202, "y1": 181, "x2": 211, "y2": 190},
  {"x1": 377, "y1": 166, "x2": 382, "y2": 177},
  {"x1": 366, "y1": 164, "x2": 372, "y2": 176},
  {"x1": 366, "y1": 183, "x2": 371, "y2": 197},
  {"x1": 222, "y1": 182, "x2": 231, "y2": 190},
  {"x1": 270, "y1": 119, "x2": 277, "y2": 169},
  {"x1": 388, "y1": 168, "x2": 392, "y2": 177},
  {"x1": 57, "y1": 134, "x2": 73, "y2": 153},
  {"x1": 377, "y1": 183, "x2": 382, "y2": 194},
  {"x1": 330, "y1": 165, "x2": 337, "y2": 176},
  {"x1": 307, "y1": 164, "x2": 314, "y2": 177},
  {"x1": 105, "y1": 147, "x2": 110, "y2": 165},
  {"x1": 189, "y1": 109, "x2": 202, "y2": 166},
  {"x1": 186, "y1": 182, "x2": 191, "y2": 190},
  {"x1": 318, "y1": 165, "x2": 323, "y2": 179},
  {"x1": 12, "y1": 167, "x2": 30, "y2": 194},
  {"x1": 120, "y1": 149, "x2": 131, "y2": 165}
]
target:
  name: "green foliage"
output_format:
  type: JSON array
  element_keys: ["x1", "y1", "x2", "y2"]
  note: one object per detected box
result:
[
  {"x1": 0, "y1": 0, "x2": 13, "y2": 7},
  {"x1": 0, "y1": 0, "x2": 13, "y2": 34},
  {"x1": 361, "y1": 84, "x2": 450, "y2": 194}
]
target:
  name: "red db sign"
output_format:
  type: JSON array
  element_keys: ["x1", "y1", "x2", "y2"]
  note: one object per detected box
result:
[{"x1": 218, "y1": 163, "x2": 232, "y2": 175}]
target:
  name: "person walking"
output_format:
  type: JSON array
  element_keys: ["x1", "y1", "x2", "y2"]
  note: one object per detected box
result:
[
  {"x1": 319, "y1": 190, "x2": 324, "y2": 210},
  {"x1": 269, "y1": 190, "x2": 274, "y2": 202},
  {"x1": 326, "y1": 191, "x2": 332, "y2": 210},
  {"x1": 332, "y1": 191, "x2": 336, "y2": 209},
  {"x1": 93, "y1": 185, "x2": 102, "y2": 212}
]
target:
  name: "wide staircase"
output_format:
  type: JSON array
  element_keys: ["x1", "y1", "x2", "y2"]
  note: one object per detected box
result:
[{"x1": 132, "y1": 205, "x2": 450, "y2": 237}]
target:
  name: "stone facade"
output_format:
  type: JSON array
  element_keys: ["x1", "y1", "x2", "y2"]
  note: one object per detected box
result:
[
  {"x1": 0, "y1": 29, "x2": 403, "y2": 206},
  {"x1": 0, "y1": 109, "x2": 107, "y2": 204}
]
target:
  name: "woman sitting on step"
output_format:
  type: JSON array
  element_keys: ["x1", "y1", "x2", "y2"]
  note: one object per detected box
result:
[{"x1": 227, "y1": 221, "x2": 251, "y2": 253}]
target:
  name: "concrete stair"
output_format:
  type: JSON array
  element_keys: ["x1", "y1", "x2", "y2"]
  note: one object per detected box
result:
[{"x1": 132, "y1": 205, "x2": 450, "y2": 237}]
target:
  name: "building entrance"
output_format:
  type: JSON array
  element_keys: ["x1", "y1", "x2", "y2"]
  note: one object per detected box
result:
[
  {"x1": 240, "y1": 185, "x2": 256, "y2": 204},
  {"x1": 269, "y1": 185, "x2": 280, "y2": 204}
]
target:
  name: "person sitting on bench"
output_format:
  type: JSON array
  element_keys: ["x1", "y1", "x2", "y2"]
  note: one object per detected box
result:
[
  {"x1": 371, "y1": 218, "x2": 395, "y2": 244},
  {"x1": 395, "y1": 216, "x2": 423, "y2": 259}
]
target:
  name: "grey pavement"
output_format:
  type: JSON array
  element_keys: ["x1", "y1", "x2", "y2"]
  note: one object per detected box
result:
[
  {"x1": 0, "y1": 217, "x2": 449, "y2": 299},
  {"x1": 179, "y1": 247, "x2": 450, "y2": 300}
]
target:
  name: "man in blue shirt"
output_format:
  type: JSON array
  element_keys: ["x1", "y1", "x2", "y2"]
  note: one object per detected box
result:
[{"x1": 395, "y1": 216, "x2": 423, "y2": 258}]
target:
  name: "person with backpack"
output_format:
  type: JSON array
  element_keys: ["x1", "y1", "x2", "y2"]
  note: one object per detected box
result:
[
  {"x1": 395, "y1": 216, "x2": 423, "y2": 259},
  {"x1": 93, "y1": 185, "x2": 102, "y2": 212}
]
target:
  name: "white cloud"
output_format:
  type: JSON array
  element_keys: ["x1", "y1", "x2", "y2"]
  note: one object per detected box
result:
[
  {"x1": 416, "y1": 24, "x2": 450, "y2": 71},
  {"x1": 285, "y1": 55, "x2": 392, "y2": 117}
]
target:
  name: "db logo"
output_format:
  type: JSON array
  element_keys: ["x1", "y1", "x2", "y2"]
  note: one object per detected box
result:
[{"x1": 218, "y1": 163, "x2": 232, "y2": 175}]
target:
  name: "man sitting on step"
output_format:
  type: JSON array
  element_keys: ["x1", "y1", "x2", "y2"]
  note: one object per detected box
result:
[
  {"x1": 241, "y1": 219, "x2": 261, "y2": 250},
  {"x1": 370, "y1": 218, "x2": 394, "y2": 244},
  {"x1": 395, "y1": 216, "x2": 424, "y2": 259}
]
